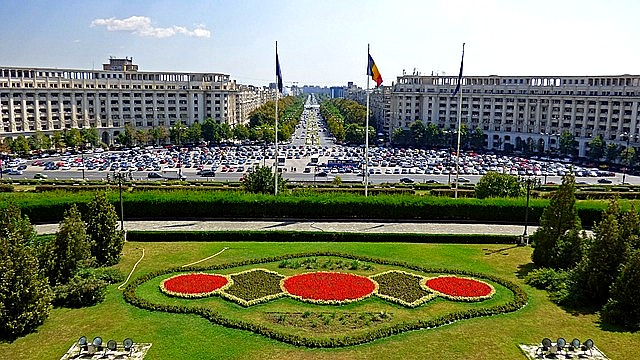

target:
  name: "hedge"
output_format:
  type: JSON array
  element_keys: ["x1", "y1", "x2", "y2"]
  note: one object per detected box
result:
[
  {"x1": 126, "y1": 230, "x2": 518, "y2": 244},
  {"x1": 0, "y1": 190, "x2": 608, "y2": 227},
  {"x1": 123, "y1": 251, "x2": 528, "y2": 348}
]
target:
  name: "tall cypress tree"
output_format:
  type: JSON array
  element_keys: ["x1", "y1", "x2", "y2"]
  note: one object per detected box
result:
[
  {"x1": 85, "y1": 191, "x2": 125, "y2": 266},
  {"x1": 531, "y1": 175, "x2": 583, "y2": 269},
  {"x1": 575, "y1": 198, "x2": 630, "y2": 305},
  {"x1": 601, "y1": 249, "x2": 640, "y2": 330},
  {"x1": 48, "y1": 204, "x2": 92, "y2": 286},
  {"x1": 0, "y1": 203, "x2": 52, "y2": 338}
]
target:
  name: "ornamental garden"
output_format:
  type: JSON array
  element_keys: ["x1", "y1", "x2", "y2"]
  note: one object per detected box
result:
[{"x1": 127, "y1": 253, "x2": 523, "y2": 347}]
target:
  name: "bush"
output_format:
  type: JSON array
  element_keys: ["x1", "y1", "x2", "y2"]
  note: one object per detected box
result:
[
  {"x1": 0, "y1": 183, "x2": 14, "y2": 192},
  {"x1": 53, "y1": 274, "x2": 108, "y2": 308},
  {"x1": 475, "y1": 172, "x2": 522, "y2": 199},
  {"x1": 525, "y1": 267, "x2": 571, "y2": 304},
  {"x1": 75, "y1": 267, "x2": 124, "y2": 285},
  {"x1": 601, "y1": 250, "x2": 640, "y2": 330}
]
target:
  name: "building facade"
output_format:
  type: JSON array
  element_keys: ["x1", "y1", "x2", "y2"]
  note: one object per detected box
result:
[
  {"x1": 0, "y1": 58, "x2": 274, "y2": 144},
  {"x1": 391, "y1": 74, "x2": 640, "y2": 156}
]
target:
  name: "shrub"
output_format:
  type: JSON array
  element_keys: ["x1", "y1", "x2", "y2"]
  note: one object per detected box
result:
[
  {"x1": 53, "y1": 274, "x2": 108, "y2": 308},
  {"x1": 601, "y1": 250, "x2": 640, "y2": 330},
  {"x1": 474, "y1": 172, "x2": 522, "y2": 199},
  {"x1": 85, "y1": 191, "x2": 125, "y2": 266}
]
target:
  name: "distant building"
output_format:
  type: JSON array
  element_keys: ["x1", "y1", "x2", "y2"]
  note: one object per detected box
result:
[
  {"x1": 330, "y1": 86, "x2": 344, "y2": 99},
  {"x1": 0, "y1": 58, "x2": 275, "y2": 144},
  {"x1": 391, "y1": 74, "x2": 640, "y2": 156}
]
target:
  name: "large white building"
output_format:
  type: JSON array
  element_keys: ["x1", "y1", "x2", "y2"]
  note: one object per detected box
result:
[
  {"x1": 390, "y1": 74, "x2": 640, "y2": 157},
  {"x1": 0, "y1": 58, "x2": 275, "y2": 144}
]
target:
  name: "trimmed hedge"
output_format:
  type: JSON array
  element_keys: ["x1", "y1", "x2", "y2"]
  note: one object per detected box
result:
[
  {"x1": 123, "y1": 251, "x2": 528, "y2": 348},
  {"x1": 126, "y1": 230, "x2": 518, "y2": 244},
  {"x1": 1, "y1": 190, "x2": 609, "y2": 227}
]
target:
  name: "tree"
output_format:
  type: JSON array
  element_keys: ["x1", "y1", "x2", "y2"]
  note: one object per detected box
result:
[
  {"x1": 201, "y1": 118, "x2": 217, "y2": 143},
  {"x1": 10, "y1": 135, "x2": 30, "y2": 155},
  {"x1": 409, "y1": 121, "x2": 427, "y2": 147},
  {"x1": 117, "y1": 124, "x2": 135, "y2": 147},
  {"x1": 47, "y1": 204, "x2": 92, "y2": 286},
  {"x1": 424, "y1": 123, "x2": 441, "y2": 148},
  {"x1": 51, "y1": 130, "x2": 65, "y2": 151},
  {"x1": 531, "y1": 175, "x2": 584, "y2": 269},
  {"x1": 28, "y1": 131, "x2": 48, "y2": 151},
  {"x1": 170, "y1": 120, "x2": 187, "y2": 145},
  {"x1": 81, "y1": 127, "x2": 100, "y2": 148},
  {"x1": 468, "y1": 126, "x2": 485, "y2": 151},
  {"x1": 233, "y1": 123, "x2": 250, "y2": 141},
  {"x1": 152, "y1": 126, "x2": 169, "y2": 145},
  {"x1": 219, "y1": 123, "x2": 232, "y2": 141},
  {"x1": 64, "y1": 128, "x2": 83, "y2": 149},
  {"x1": 391, "y1": 128, "x2": 411, "y2": 146},
  {"x1": 575, "y1": 198, "x2": 632, "y2": 305},
  {"x1": 474, "y1": 172, "x2": 522, "y2": 199},
  {"x1": 0, "y1": 203, "x2": 52, "y2": 338},
  {"x1": 85, "y1": 191, "x2": 125, "y2": 266},
  {"x1": 186, "y1": 122, "x2": 202, "y2": 143},
  {"x1": 558, "y1": 130, "x2": 577, "y2": 157},
  {"x1": 241, "y1": 165, "x2": 286, "y2": 194},
  {"x1": 587, "y1": 135, "x2": 605, "y2": 162},
  {"x1": 605, "y1": 143, "x2": 620, "y2": 164},
  {"x1": 601, "y1": 249, "x2": 640, "y2": 330}
]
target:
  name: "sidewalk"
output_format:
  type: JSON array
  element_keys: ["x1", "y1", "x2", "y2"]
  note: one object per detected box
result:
[{"x1": 35, "y1": 220, "x2": 535, "y2": 236}]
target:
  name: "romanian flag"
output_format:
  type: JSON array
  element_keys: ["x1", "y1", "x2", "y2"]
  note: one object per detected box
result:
[{"x1": 367, "y1": 53, "x2": 383, "y2": 87}]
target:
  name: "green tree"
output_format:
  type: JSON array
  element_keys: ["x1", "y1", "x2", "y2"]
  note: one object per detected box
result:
[
  {"x1": 201, "y1": 118, "x2": 217, "y2": 143},
  {"x1": 85, "y1": 191, "x2": 125, "y2": 266},
  {"x1": 424, "y1": 123, "x2": 441, "y2": 148},
  {"x1": 47, "y1": 204, "x2": 92, "y2": 286},
  {"x1": 468, "y1": 126, "x2": 485, "y2": 151},
  {"x1": 10, "y1": 135, "x2": 30, "y2": 155},
  {"x1": 601, "y1": 249, "x2": 640, "y2": 330},
  {"x1": 241, "y1": 165, "x2": 286, "y2": 194},
  {"x1": 51, "y1": 130, "x2": 65, "y2": 151},
  {"x1": 587, "y1": 135, "x2": 605, "y2": 162},
  {"x1": 409, "y1": 121, "x2": 427, "y2": 147},
  {"x1": 605, "y1": 143, "x2": 620, "y2": 164},
  {"x1": 152, "y1": 126, "x2": 169, "y2": 145},
  {"x1": 233, "y1": 123, "x2": 250, "y2": 141},
  {"x1": 170, "y1": 120, "x2": 187, "y2": 145},
  {"x1": 117, "y1": 124, "x2": 135, "y2": 147},
  {"x1": 64, "y1": 128, "x2": 83, "y2": 149},
  {"x1": 391, "y1": 128, "x2": 411, "y2": 146},
  {"x1": 0, "y1": 203, "x2": 52, "y2": 338},
  {"x1": 28, "y1": 131, "x2": 47, "y2": 151},
  {"x1": 219, "y1": 123, "x2": 232, "y2": 141},
  {"x1": 558, "y1": 130, "x2": 577, "y2": 157},
  {"x1": 186, "y1": 122, "x2": 202, "y2": 143},
  {"x1": 575, "y1": 198, "x2": 632, "y2": 305},
  {"x1": 531, "y1": 175, "x2": 583, "y2": 269},
  {"x1": 474, "y1": 172, "x2": 522, "y2": 199},
  {"x1": 81, "y1": 127, "x2": 100, "y2": 148}
]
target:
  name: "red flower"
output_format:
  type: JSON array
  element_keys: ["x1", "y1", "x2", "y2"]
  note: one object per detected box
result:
[
  {"x1": 424, "y1": 276, "x2": 493, "y2": 299},
  {"x1": 161, "y1": 273, "x2": 229, "y2": 297},
  {"x1": 282, "y1": 272, "x2": 377, "y2": 303}
]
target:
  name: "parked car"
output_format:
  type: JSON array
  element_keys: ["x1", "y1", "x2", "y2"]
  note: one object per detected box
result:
[{"x1": 197, "y1": 170, "x2": 216, "y2": 177}]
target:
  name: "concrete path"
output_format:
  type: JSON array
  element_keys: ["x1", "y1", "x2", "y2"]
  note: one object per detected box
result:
[{"x1": 35, "y1": 220, "x2": 536, "y2": 236}]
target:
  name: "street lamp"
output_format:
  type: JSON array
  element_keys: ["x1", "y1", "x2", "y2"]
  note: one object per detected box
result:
[
  {"x1": 519, "y1": 176, "x2": 541, "y2": 246},
  {"x1": 111, "y1": 170, "x2": 130, "y2": 231},
  {"x1": 621, "y1": 132, "x2": 638, "y2": 185}
]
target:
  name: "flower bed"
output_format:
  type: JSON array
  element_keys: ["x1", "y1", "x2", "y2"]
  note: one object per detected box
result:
[
  {"x1": 220, "y1": 269, "x2": 285, "y2": 307},
  {"x1": 371, "y1": 270, "x2": 436, "y2": 307},
  {"x1": 281, "y1": 271, "x2": 378, "y2": 305},
  {"x1": 423, "y1": 276, "x2": 495, "y2": 301},
  {"x1": 160, "y1": 273, "x2": 231, "y2": 298}
]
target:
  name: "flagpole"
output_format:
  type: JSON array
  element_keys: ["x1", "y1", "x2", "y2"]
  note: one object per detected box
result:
[
  {"x1": 454, "y1": 43, "x2": 465, "y2": 199},
  {"x1": 365, "y1": 44, "x2": 370, "y2": 197},
  {"x1": 275, "y1": 41, "x2": 279, "y2": 196}
]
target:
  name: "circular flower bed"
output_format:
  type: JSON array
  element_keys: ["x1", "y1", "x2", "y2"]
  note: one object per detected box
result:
[
  {"x1": 160, "y1": 273, "x2": 231, "y2": 298},
  {"x1": 281, "y1": 272, "x2": 378, "y2": 304},
  {"x1": 423, "y1": 276, "x2": 495, "y2": 301}
]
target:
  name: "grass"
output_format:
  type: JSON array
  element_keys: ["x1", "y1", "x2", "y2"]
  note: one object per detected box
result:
[{"x1": 1, "y1": 241, "x2": 639, "y2": 359}]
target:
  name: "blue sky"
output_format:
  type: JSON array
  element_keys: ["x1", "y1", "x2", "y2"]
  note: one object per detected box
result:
[{"x1": 1, "y1": 0, "x2": 638, "y2": 88}]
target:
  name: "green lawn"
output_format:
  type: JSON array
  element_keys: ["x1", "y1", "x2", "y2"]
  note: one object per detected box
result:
[{"x1": 2, "y1": 241, "x2": 639, "y2": 359}]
